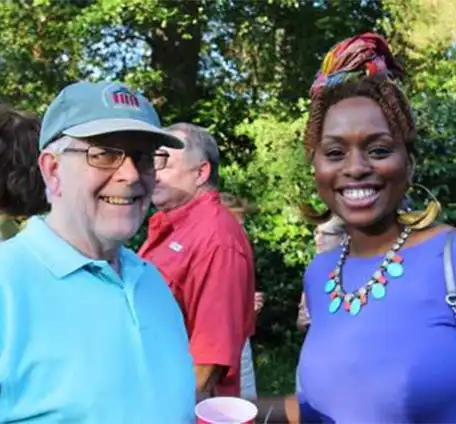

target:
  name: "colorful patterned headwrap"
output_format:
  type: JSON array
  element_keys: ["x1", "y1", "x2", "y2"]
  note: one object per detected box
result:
[{"x1": 309, "y1": 32, "x2": 403, "y2": 99}]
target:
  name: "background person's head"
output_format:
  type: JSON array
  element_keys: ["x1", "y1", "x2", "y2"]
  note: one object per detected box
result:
[
  {"x1": 314, "y1": 215, "x2": 345, "y2": 253},
  {"x1": 38, "y1": 81, "x2": 182, "y2": 255},
  {"x1": 0, "y1": 105, "x2": 47, "y2": 218},
  {"x1": 304, "y1": 33, "x2": 416, "y2": 233},
  {"x1": 220, "y1": 192, "x2": 248, "y2": 225},
  {"x1": 152, "y1": 123, "x2": 220, "y2": 212}
]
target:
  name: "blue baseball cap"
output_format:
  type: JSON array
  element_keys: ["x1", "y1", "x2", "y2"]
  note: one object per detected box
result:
[{"x1": 39, "y1": 81, "x2": 183, "y2": 150}]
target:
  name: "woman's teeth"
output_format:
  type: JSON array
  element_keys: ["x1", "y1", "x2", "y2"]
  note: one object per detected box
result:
[
  {"x1": 100, "y1": 196, "x2": 137, "y2": 205},
  {"x1": 342, "y1": 188, "x2": 377, "y2": 200}
]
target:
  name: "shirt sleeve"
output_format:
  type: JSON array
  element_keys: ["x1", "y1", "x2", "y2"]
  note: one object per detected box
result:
[{"x1": 187, "y1": 245, "x2": 254, "y2": 369}]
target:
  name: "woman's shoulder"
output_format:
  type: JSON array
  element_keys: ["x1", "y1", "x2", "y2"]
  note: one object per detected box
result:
[
  {"x1": 407, "y1": 224, "x2": 452, "y2": 247},
  {"x1": 399, "y1": 224, "x2": 453, "y2": 258}
]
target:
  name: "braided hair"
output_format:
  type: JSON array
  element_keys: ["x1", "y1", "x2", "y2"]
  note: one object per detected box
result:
[
  {"x1": 302, "y1": 33, "x2": 419, "y2": 224},
  {"x1": 304, "y1": 74, "x2": 416, "y2": 161}
]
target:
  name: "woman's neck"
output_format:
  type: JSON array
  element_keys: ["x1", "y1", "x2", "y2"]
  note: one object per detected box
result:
[{"x1": 347, "y1": 218, "x2": 402, "y2": 258}]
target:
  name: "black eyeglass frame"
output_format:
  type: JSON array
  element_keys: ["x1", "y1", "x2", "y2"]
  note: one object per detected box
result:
[
  {"x1": 61, "y1": 145, "x2": 170, "y2": 172},
  {"x1": 314, "y1": 229, "x2": 345, "y2": 237}
]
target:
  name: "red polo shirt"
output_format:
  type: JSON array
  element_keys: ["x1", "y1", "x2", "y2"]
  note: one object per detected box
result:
[{"x1": 139, "y1": 191, "x2": 255, "y2": 396}]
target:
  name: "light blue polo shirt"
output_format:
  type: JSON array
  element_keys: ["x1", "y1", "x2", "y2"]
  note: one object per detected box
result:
[{"x1": 0, "y1": 216, "x2": 195, "y2": 423}]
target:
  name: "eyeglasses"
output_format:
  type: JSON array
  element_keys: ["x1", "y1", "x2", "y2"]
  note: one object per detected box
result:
[
  {"x1": 61, "y1": 145, "x2": 169, "y2": 172},
  {"x1": 314, "y1": 229, "x2": 345, "y2": 238}
]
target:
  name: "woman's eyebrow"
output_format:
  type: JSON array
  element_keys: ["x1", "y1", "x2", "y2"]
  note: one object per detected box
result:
[{"x1": 321, "y1": 132, "x2": 393, "y2": 143}]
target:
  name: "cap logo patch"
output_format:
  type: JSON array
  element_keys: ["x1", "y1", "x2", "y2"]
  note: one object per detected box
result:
[{"x1": 103, "y1": 84, "x2": 140, "y2": 110}]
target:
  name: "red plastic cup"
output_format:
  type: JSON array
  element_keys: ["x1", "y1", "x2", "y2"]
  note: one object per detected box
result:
[{"x1": 195, "y1": 396, "x2": 258, "y2": 424}]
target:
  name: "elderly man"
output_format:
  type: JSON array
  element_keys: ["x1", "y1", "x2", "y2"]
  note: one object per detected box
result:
[
  {"x1": 139, "y1": 123, "x2": 255, "y2": 397},
  {"x1": 0, "y1": 82, "x2": 195, "y2": 423}
]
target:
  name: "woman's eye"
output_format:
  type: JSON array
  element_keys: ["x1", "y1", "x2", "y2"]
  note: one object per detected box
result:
[
  {"x1": 369, "y1": 147, "x2": 392, "y2": 158},
  {"x1": 325, "y1": 149, "x2": 344, "y2": 159}
]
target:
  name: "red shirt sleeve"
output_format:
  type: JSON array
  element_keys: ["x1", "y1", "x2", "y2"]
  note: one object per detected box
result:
[{"x1": 187, "y1": 244, "x2": 255, "y2": 369}]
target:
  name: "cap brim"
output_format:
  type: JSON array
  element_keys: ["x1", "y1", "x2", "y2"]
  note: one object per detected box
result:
[{"x1": 63, "y1": 118, "x2": 183, "y2": 149}]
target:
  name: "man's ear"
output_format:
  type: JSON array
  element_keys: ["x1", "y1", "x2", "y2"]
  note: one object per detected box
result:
[
  {"x1": 196, "y1": 160, "x2": 211, "y2": 187},
  {"x1": 38, "y1": 151, "x2": 62, "y2": 198}
]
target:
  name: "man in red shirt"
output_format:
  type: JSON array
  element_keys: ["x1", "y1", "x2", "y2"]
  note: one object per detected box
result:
[{"x1": 139, "y1": 123, "x2": 255, "y2": 397}]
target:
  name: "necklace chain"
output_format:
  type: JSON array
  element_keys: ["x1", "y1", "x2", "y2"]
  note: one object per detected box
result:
[{"x1": 325, "y1": 226, "x2": 412, "y2": 315}]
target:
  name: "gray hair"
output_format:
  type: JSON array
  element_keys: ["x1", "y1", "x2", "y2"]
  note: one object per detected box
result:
[
  {"x1": 167, "y1": 123, "x2": 220, "y2": 187},
  {"x1": 43, "y1": 135, "x2": 74, "y2": 154},
  {"x1": 42, "y1": 135, "x2": 75, "y2": 203}
]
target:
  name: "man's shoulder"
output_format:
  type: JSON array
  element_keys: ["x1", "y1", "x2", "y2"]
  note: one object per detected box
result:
[
  {"x1": 0, "y1": 232, "x2": 31, "y2": 267},
  {"x1": 0, "y1": 234, "x2": 39, "y2": 291},
  {"x1": 190, "y1": 202, "x2": 247, "y2": 241}
]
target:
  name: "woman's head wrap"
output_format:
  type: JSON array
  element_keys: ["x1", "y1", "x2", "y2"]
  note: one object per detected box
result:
[{"x1": 309, "y1": 32, "x2": 403, "y2": 99}]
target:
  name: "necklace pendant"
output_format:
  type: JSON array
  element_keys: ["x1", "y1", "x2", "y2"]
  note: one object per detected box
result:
[
  {"x1": 372, "y1": 282, "x2": 386, "y2": 299},
  {"x1": 329, "y1": 296, "x2": 342, "y2": 313},
  {"x1": 324, "y1": 279, "x2": 337, "y2": 293},
  {"x1": 349, "y1": 297, "x2": 362, "y2": 315},
  {"x1": 387, "y1": 262, "x2": 404, "y2": 278}
]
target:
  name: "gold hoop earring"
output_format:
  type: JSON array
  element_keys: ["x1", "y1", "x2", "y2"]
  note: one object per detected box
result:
[{"x1": 397, "y1": 183, "x2": 442, "y2": 230}]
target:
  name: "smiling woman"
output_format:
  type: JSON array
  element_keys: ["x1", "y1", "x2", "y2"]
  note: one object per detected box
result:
[
  {"x1": 314, "y1": 95, "x2": 410, "y2": 230},
  {"x1": 291, "y1": 32, "x2": 456, "y2": 423}
]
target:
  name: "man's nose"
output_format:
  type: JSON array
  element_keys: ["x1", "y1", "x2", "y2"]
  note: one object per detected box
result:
[{"x1": 115, "y1": 156, "x2": 141, "y2": 182}]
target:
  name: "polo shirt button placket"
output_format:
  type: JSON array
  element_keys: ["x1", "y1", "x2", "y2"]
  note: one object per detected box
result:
[
  {"x1": 88, "y1": 263, "x2": 139, "y2": 327},
  {"x1": 123, "y1": 293, "x2": 139, "y2": 328}
]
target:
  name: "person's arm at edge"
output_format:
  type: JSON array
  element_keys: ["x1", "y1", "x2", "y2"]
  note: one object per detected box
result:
[
  {"x1": 255, "y1": 395, "x2": 301, "y2": 423},
  {"x1": 194, "y1": 363, "x2": 227, "y2": 395}
]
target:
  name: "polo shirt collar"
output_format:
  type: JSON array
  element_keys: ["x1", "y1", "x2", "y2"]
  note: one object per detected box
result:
[{"x1": 20, "y1": 216, "x2": 105, "y2": 279}]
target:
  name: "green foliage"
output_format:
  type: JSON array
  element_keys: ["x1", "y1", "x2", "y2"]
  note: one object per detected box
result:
[
  {"x1": 0, "y1": 1, "x2": 455, "y2": 382},
  {"x1": 218, "y1": 112, "x2": 315, "y2": 341},
  {"x1": 0, "y1": 1, "x2": 88, "y2": 112},
  {"x1": 233, "y1": 113, "x2": 314, "y2": 266},
  {"x1": 254, "y1": 338, "x2": 302, "y2": 395},
  {"x1": 413, "y1": 93, "x2": 456, "y2": 223}
]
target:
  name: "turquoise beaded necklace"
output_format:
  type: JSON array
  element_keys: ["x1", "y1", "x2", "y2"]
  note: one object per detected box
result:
[{"x1": 324, "y1": 226, "x2": 411, "y2": 315}]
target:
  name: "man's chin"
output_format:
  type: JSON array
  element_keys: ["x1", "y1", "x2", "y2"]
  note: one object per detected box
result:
[
  {"x1": 151, "y1": 196, "x2": 167, "y2": 211},
  {"x1": 102, "y1": 222, "x2": 143, "y2": 243}
]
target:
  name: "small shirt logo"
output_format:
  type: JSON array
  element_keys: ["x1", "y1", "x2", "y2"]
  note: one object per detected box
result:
[{"x1": 169, "y1": 242, "x2": 183, "y2": 252}]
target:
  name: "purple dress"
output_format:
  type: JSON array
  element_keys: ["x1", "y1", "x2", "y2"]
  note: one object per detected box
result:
[{"x1": 297, "y1": 230, "x2": 456, "y2": 423}]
